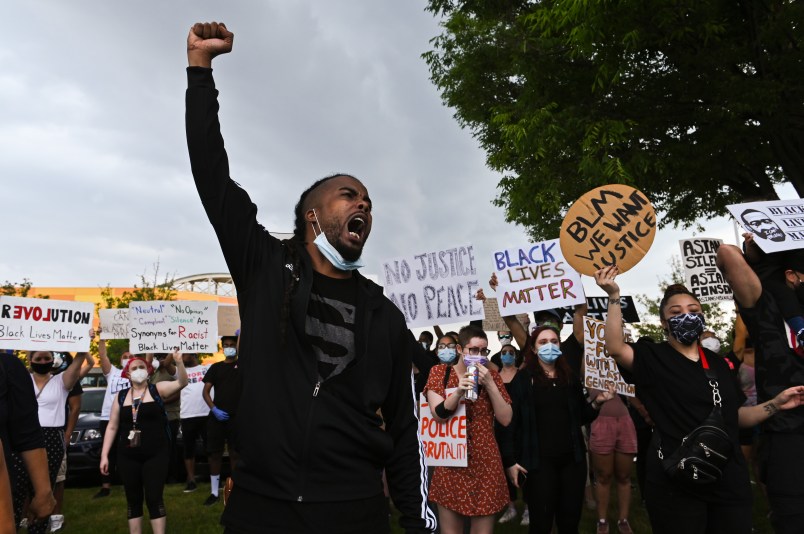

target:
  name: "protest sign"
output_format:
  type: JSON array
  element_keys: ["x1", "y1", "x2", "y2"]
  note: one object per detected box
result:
[
  {"x1": 679, "y1": 238, "x2": 733, "y2": 303},
  {"x1": 99, "y1": 308, "x2": 130, "y2": 340},
  {"x1": 555, "y1": 296, "x2": 640, "y2": 324},
  {"x1": 728, "y1": 199, "x2": 804, "y2": 253},
  {"x1": 128, "y1": 301, "x2": 218, "y2": 354},
  {"x1": 217, "y1": 305, "x2": 240, "y2": 337},
  {"x1": 419, "y1": 389, "x2": 468, "y2": 467},
  {"x1": 0, "y1": 296, "x2": 95, "y2": 352},
  {"x1": 560, "y1": 185, "x2": 657, "y2": 276},
  {"x1": 382, "y1": 245, "x2": 483, "y2": 329},
  {"x1": 482, "y1": 298, "x2": 531, "y2": 332},
  {"x1": 492, "y1": 238, "x2": 585, "y2": 316},
  {"x1": 583, "y1": 318, "x2": 634, "y2": 397}
]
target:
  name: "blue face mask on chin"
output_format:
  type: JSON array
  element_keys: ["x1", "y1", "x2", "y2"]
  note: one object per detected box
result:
[{"x1": 311, "y1": 212, "x2": 365, "y2": 271}]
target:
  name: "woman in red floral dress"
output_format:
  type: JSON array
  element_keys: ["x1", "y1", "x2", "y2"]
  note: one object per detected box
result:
[{"x1": 425, "y1": 325, "x2": 512, "y2": 534}]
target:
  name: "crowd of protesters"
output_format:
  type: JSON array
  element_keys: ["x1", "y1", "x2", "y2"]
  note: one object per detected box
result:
[{"x1": 1, "y1": 19, "x2": 804, "y2": 534}]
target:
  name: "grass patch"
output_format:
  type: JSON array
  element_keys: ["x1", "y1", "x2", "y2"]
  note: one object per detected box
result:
[{"x1": 63, "y1": 477, "x2": 772, "y2": 532}]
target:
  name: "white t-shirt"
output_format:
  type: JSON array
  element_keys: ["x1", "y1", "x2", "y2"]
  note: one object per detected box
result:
[
  {"x1": 181, "y1": 364, "x2": 212, "y2": 419},
  {"x1": 32, "y1": 373, "x2": 70, "y2": 428},
  {"x1": 101, "y1": 367, "x2": 131, "y2": 421}
]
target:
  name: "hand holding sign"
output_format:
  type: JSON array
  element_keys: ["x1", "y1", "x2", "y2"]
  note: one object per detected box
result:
[{"x1": 560, "y1": 185, "x2": 656, "y2": 276}]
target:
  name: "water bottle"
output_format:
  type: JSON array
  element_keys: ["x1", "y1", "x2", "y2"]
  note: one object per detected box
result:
[{"x1": 464, "y1": 355, "x2": 487, "y2": 402}]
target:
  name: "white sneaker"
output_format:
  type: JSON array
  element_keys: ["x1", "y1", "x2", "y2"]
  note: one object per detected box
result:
[
  {"x1": 498, "y1": 506, "x2": 517, "y2": 523},
  {"x1": 50, "y1": 514, "x2": 65, "y2": 532},
  {"x1": 520, "y1": 508, "x2": 530, "y2": 526}
]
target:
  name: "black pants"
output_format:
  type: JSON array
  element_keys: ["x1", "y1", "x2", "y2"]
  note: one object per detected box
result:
[
  {"x1": 221, "y1": 485, "x2": 390, "y2": 534},
  {"x1": 166, "y1": 418, "x2": 181, "y2": 481},
  {"x1": 645, "y1": 480, "x2": 751, "y2": 534},
  {"x1": 99, "y1": 420, "x2": 118, "y2": 485},
  {"x1": 524, "y1": 454, "x2": 587, "y2": 534},
  {"x1": 12, "y1": 427, "x2": 63, "y2": 534},
  {"x1": 117, "y1": 446, "x2": 170, "y2": 519},
  {"x1": 758, "y1": 432, "x2": 804, "y2": 534}
]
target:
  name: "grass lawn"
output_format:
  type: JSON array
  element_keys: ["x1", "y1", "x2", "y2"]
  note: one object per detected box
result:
[{"x1": 62, "y1": 478, "x2": 773, "y2": 533}]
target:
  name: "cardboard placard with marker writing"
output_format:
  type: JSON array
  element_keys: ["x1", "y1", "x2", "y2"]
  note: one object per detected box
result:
[{"x1": 678, "y1": 238, "x2": 732, "y2": 304}]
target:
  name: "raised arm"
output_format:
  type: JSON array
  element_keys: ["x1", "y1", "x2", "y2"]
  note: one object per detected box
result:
[
  {"x1": 97, "y1": 332, "x2": 112, "y2": 375},
  {"x1": 155, "y1": 349, "x2": 188, "y2": 399},
  {"x1": 594, "y1": 266, "x2": 634, "y2": 371},
  {"x1": 572, "y1": 302, "x2": 588, "y2": 344},
  {"x1": 61, "y1": 352, "x2": 86, "y2": 391}
]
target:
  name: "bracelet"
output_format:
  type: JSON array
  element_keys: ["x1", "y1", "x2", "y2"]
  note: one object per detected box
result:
[{"x1": 434, "y1": 400, "x2": 456, "y2": 419}]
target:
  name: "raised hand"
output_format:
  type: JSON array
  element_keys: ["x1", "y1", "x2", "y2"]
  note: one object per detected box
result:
[
  {"x1": 187, "y1": 22, "x2": 234, "y2": 67},
  {"x1": 594, "y1": 265, "x2": 621, "y2": 298}
]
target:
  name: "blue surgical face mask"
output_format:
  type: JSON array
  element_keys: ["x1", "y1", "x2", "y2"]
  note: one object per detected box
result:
[
  {"x1": 311, "y1": 210, "x2": 364, "y2": 271},
  {"x1": 437, "y1": 348, "x2": 457, "y2": 364},
  {"x1": 537, "y1": 343, "x2": 562, "y2": 364},
  {"x1": 501, "y1": 353, "x2": 516, "y2": 367},
  {"x1": 223, "y1": 347, "x2": 237, "y2": 358}
]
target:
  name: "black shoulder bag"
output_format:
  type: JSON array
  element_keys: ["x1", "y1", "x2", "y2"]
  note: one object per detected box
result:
[{"x1": 656, "y1": 347, "x2": 732, "y2": 485}]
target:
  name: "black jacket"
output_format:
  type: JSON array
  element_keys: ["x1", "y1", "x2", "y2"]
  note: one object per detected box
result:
[
  {"x1": 499, "y1": 368, "x2": 599, "y2": 471},
  {"x1": 186, "y1": 67, "x2": 435, "y2": 532}
]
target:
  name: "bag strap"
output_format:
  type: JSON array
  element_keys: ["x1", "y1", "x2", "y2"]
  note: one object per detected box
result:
[
  {"x1": 656, "y1": 345, "x2": 722, "y2": 460},
  {"x1": 443, "y1": 365, "x2": 451, "y2": 390}
]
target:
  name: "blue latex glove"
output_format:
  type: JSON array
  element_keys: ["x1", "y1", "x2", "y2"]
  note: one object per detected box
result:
[{"x1": 211, "y1": 406, "x2": 229, "y2": 421}]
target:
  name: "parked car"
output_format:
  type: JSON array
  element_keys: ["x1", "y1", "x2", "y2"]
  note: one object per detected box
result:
[{"x1": 66, "y1": 387, "x2": 105, "y2": 477}]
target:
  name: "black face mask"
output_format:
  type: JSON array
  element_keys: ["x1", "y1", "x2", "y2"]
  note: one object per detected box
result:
[{"x1": 30, "y1": 362, "x2": 54, "y2": 375}]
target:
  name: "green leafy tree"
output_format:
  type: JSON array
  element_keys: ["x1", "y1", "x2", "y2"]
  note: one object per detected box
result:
[
  {"x1": 633, "y1": 257, "x2": 734, "y2": 352},
  {"x1": 424, "y1": 0, "x2": 804, "y2": 240},
  {"x1": 99, "y1": 264, "x2": 176, "y2": 366}
]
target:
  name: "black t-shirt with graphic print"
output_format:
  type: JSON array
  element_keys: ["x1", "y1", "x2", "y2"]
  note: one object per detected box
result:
[{"x1": 306, "y1": 271, "x2": 358, "y2": 382}]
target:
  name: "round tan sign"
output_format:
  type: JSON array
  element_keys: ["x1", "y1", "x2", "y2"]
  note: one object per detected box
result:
[{"x1": 559, "y1": 184, "x2": 657, "y2": 276}]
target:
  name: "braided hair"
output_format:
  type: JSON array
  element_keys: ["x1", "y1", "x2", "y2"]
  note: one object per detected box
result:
[{"x1": 278, "y1": 173, "x2": 357, "y2": 346}]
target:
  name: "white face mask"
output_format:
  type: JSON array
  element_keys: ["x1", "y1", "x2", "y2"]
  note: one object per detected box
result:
[
  {"x1": 223, "y1": 347, "x2": 237, "y2": 358},
  {"x1": 129, "y1": 368, "x2": 149, "y2": 384},
  {"x1": 700, "y1": 337, "x2": 721, "y2": 353}
]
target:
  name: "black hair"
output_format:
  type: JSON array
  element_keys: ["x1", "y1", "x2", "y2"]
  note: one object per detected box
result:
[
  {"x1": 291, "y1": 173, "x2": 358, "y2": 240},
  {"x1": 658, "y1": 284, "x2": 701, "y2": 320},
  {"x1": 419, "y1": 331, "x2": 434, "y2": 343}
]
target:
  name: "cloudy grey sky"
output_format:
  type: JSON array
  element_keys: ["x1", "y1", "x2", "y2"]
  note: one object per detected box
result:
[{"x1": 3, "y1": 1, "x2": 788, "y2": 317}]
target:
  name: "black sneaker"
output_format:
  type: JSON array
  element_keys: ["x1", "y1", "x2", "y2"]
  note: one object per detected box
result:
[
  {"x1": 183, "y1": 481, "x2": 198, "y2": 493},
  {"x1": 92, "y1": 488, "x2": 111, "y2": 499},
  {"x1": 203, "y1": 494, "x2": 219, "y2": 506}
]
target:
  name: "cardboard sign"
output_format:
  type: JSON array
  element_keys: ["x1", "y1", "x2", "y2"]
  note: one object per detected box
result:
[
  {"x1": 419, "y1": 389, "x2": 468, "y2": 467},
  {"x1": 217, "y1": 306, "x2": 240, "y2": 337},
  {"x1": 99, "y1": 308, "x2": 130, "y2": 340},
  {"x1": 555, "y1": 296, "x2": 640, "y2": 324},
  {"x1": 481, "y1": 298, "x2": 531, "y2": 332},
  {"x1": 382, "y1": 245, "x2": 483, "y2": 329},
  {"x1": 560, "y1": 185, "x2": 657, "y2": 275},
  {"x1": 0, "y1": 296, "x2": 95, "y2": 352},
  {"x1": 728, "y1": 200, "x2": 804, "y2": 253},
  {"x1": 492, "y1": 238, "x2": 585, "y2": 316},
  {"x1": 128, "y1": 301, "x2": 218, "y2": 354},
  {"x1": 679, "y1": 238, "x2": 733, "y2": 304},
  {"x1": 583, "y1": 318, "x2": 634, "y2": 397}
]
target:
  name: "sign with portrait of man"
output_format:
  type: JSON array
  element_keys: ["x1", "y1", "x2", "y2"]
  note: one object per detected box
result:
[{"x1": 728, "y1": 200, "x2": 804, "y2": 253}]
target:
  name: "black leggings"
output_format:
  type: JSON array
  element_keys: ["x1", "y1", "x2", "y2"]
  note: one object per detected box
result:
[
  {"x1": 12, "y1": 427, "x2": 63, "y2": 534},
  {"x1": 117, "y1": 447, "x2": 170, "y2": 519},
  {"x1": 645, "y1": 480, "x2": 751, "y2": 534},
  {"x1": 524, "y1": 454, "x2": 587, "y2": 534}
]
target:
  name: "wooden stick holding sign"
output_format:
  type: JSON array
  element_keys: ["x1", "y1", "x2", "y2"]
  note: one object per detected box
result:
[{"x1": 560, "y1": 185, "x2": 657, "y2": 276}]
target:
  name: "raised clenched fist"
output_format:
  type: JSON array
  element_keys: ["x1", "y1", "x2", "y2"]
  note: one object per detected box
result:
[{"x1": 187, "y1": 22, "x2": 234, "y2": 67}]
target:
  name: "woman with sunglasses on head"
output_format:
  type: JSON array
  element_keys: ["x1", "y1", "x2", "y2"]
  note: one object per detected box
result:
[
  {"x1": 425, "y1": 324, "x2": 512, "y2": 534},
  {"x1": 595, "y1": 265, "x2": 804, "y2": 533},
  {"x1": 501, "y1": 322, "x2": 615, "y2": 534},
  {"x1": 100, "y1": 350, "x2": 188, "y2": 534}
]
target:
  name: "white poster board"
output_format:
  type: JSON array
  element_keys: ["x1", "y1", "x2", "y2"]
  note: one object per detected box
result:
[
  {"x1": 382, "y1": 245, "x2": 484, "y2": 328},
  {"x1": 583, "y1": 318, "x2": 634, "y2": 397},
  {"x1": 678, "y1": 238, "x2": 733, "y2": 304},
  {"x1": 0, "y1": 296, "x2": 95, "y2": 352},
  {"x1": 493, "y1": 238, "x2": 585, "y2": 316},
  {"x1": 99, "y1": 308, "x2": 130, "y2": 340},
  {"x1": 728, "y1": 199, "x2": 804, "y2": 253},
  {"x1": 128, "y1": 301, "x2": 218, "y2": 354},
  {"x1": 419, "y1": 389, "x2": 468, "y2": 467}
]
